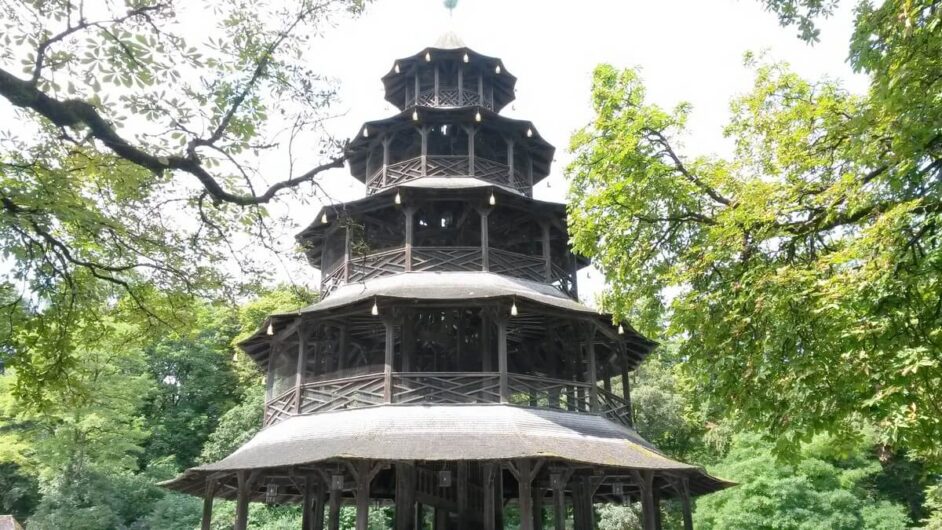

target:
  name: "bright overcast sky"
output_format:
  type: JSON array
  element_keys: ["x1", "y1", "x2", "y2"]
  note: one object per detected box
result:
[{"x1": 277, "y1": 0, "x2": 868, "y2": 303}]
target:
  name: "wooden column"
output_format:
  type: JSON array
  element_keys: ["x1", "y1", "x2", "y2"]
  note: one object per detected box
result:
[
  {"x1": 434, "y1": 508, "x2": 448, "y2": 530},
  {"x1": 458, "y1": 67, "x2": 463, "y2": 103},
  {"x1": 680, "y1": 476, "x2": 693, "y2": 530},
  {"x1": 571, "y1": 479, "x2": 588, "y2": 530},
  {"x1": 302, "y1": 475, "x2": 315, "y2": 530},
  {"x1": 434, "y1": 65, "x2": 440, "y2": 105},
  {"x1": 620, "y1": 346, "x2": 634, "y2": 427},
  {"x1": 510, "y1": 460, "x2": 541, "y2": 530},
  {"x1": 497, "y1": 317, "x2": 509, "y2": 403},
  {"x1": 296, "y1": 329, "x2": 307, "y2": 414},
  {"x1": 541, "y1": 223, "x2": 552, "y2": 282},
  {"x1": 550, "y1": 471, "x2": 568, "y2": 530},
  {"x1": 328, "y1": 473, "x2": 343, "y2": 530},
  {"x1": 384, "y1": 318, "x2": 395, "y2": 403},
  {"x1": 480, "y1": 209, "x2": 490, "y2": 271},
  {"x1": 533, "y1": 482, "x2": 544, "y2": 530},
  {"x1": 637, "y1": 471, "x2": 657, "y2": 530},
  {"x1": 586, "y1": 328, "x2": 598, "y2": 411},
  {"x1": 201, "y1": 479, "x2": 216, "y2": 530},
  {"x1": 401, "y1": 310, "x2": 415, "y2": 372},
  {"x1": 506, "y1": 138, "x2": 515, "y2": 185},
  {"x1": 313, "y1": 475, "x2": 326, "y2": 530},
  {"x1": 337, "y1": 324, "x2": 348, "y2": 373},
  {"x1": 404, "y1": 207, "x2": 415, "y2": 272},
  {"x1": 569, "y1": 252, "x2": 579, "y2": 299},
  {"x1": 483, "y1": 463, "x2": 496, "y2": 530},
  {"x1": 468, "y1": 126, "x2": 476, "y2": 176},
  {"x1": 457, "y1": 462, "x2": 469, "y2": 530},
  {"x1": 396, "y1": 462, "x2": 417, "y2": 530},
  {"x1": 414, "y1": 72, "x2": 420, "y2": 106},
  {"x1": 478, "y1": 76, "x2": 484, "y2": 105},
  {"x1": 234, "y1": 471, "x2": 253, "y2": 530},
  {"x1": 382, "y1": 136, "x2": 392, "y2": 186},
  {"x1": 527, "y1": 156, "x2": 534, "y2": 192},
  {"x1": 420, "y1": 127, "x2": 429, "y2": 175},
  {"x1": 354, "y1": 461, "x2": 380, "y2": 530},
  {"x1": 343, "y1": 227, "x2": 352, "y2": 282}
]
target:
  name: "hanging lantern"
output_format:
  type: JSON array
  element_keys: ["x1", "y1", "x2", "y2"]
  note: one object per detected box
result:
[
  {"x1": 489, "y1": 191, "x2": 496, "y2": 206},
  {"x1": 394, "y1": 190, "x2": 402, "y2": 205},
  {"x1": 618, "y1": 324, "x2": 625, "y2": 335},
  {"x1": 394, "y1": 63, "x2": 400, "y2": 73},
  {"x1": 412, "y1": 110, "x2": 419, "y2": 121},
  {"x1": 527, "y1": 128, "x2": 533, "y2": 138},
  {"x1": 265, "y1": 484, "x2": 278, "y2": 504},
  {"x1": 612, "y1": 483, "x2": 624, "y2": 496},
  {"x1": 475, "y1": 110, "x2": 482, "y2": 122},
  {"x1": 371, "y1": 299, "x2": 379, "y2": 316},
  {"x1": 266, "y1": 321, "x2": 274, "y2": 335},
  {"x1": 510, "y1": 300, "x2": 518, "y2": 317},
  {"x1": 438, "y1": 470, "x2": 452, "y2": 487},
  {"x1": 495, "y1": 64, "x2": 501, "y2": 74},
  {"x1": 463, "y1": 52, "x2": 469, "y2": 63},
  {"x1": 362, "y1": 127, "x2": 369, "y2": 138},
  {"x1": 425, "y1": 51, "x2": 431, "y2": 62}
]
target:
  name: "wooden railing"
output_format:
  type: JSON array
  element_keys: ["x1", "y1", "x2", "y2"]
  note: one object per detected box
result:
[
  {"x1": 321, "y1": 246, "x2": 575, "y2": 299},
  {"x1": 264, "y1": 372, "x2": 634, "y2": 429},
  {"x1": 366, "y1": 155, "x2": 530, "y2": 195},
  {"x1": 414, "y1": 86, "x2": 494, "y2": 110}
]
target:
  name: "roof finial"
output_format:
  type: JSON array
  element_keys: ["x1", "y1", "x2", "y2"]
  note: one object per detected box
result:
[{"x1": 444, "y1": 0, "x2": 458, "y2": 17}]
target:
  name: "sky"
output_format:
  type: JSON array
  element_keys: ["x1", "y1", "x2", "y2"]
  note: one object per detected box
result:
[{"x1": 273, "y1": 0, "x2": 869, "y2": 304}]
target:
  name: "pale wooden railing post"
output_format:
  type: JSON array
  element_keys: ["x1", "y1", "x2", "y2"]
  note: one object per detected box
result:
[{"x1": 497, "y1": 317, "x2": 509, "y2": 403}]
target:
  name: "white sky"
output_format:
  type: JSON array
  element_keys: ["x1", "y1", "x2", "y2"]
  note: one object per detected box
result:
[{"x1": 277, "y1": 0, "x2": 868, "y2": 304}]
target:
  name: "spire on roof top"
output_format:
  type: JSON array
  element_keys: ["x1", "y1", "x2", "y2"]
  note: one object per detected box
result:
[{"x1": 434, "y1": 30, "x2": 466, "y2": 49}]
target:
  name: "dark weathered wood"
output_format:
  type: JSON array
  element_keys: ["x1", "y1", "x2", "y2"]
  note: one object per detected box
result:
[
  {"x1": 541, "y1": 223, "x2": 552, "y2": 282},
  {"x1": 353, "y1": 461, "x2": 381, "y2": 530},
  {"x1": 680, "y1": 476, "x2": 693, "y2": 530},
  {"x1": 302, "y1": 475, "x2": 314, "y2": 530},
  {"x1": 483, "y1": 463, "x2": 496, "y2": 530},
  {"x1": 620, "y1": 345, "x2": 634, "y2": 427},
  {"x1": 533, "y1": 481, "x2": 544, "y2": 530},
  {"x1": 384, "y1": 319, "x2": 395, "y2": 403},
  {"x1": 456, "y1": 461, "x2": 469, "y2": 530},
  {"x1": 396, "y1": 462, "x2": 417, "y2": 530},
  {"x1": 328, "y1": 473, "x2": 342, "y2": 530},
  {"x1": 586, "y1": 328, "x2": 598, "y2": 411},
  {"x1": 509, "y1": 459, "x2": 542, "y2": 530},
  {"x1": 479, "y1": 210, "x2": 489, "y2": 271},
  {"x1": 636, "y1": 470, "x2": 657, "y2": 530},
  {"x1": 404, "y1": 207, "x2": 415, "y2": 272},
  {"x1": 201, "y1": 478, "x2": 216, "y2": 530},
  {"x1": 497, "y1": 318, "x2": 508, "y2": 403},
  {"x1": 234, "y1": 471, "x2": 253, "y2": 530}
]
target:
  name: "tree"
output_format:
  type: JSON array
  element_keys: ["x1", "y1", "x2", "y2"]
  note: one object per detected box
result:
[
  {"x1": 0, "y1": 0, "x2": 365, "y2": 408},
  {"x1": 567, "y1": 55, "x2": 940, "y2": 462},
  {"x1": 695, "y1": 433, "x2": 911, "y2": 530}
]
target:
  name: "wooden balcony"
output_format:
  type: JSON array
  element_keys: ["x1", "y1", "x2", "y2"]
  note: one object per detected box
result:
[
  {"x1": 414, "y1": 86, "x2": 495, "y2": 110},
  {"x1": 367, "y1": 155, "x2": 531, "y2": 195},
  {"x1": 321, "y1": 246, "x2": 576, "y2": 298},
  {"x1": 263, "y1": 371, "x2": 634, "y2": 429}
]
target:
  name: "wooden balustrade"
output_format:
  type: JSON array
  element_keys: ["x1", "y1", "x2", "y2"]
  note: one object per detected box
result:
[
  {"x1": 264, "y1": 372, "x2": 633, "y2": 429},
  {"x1": 321, "y1": 245, "x2": 575, "y2": 298},
  {"x1": 366, "y1": 155, "x2": 530, "y2": 195},
  {"x1": 414, "y1": 86, "x2": 494, "y2": 110}
]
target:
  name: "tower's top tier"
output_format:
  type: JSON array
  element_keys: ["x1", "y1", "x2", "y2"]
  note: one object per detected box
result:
[{"x1": 381, "y1": 32, "x2": 516, "y2": 112}]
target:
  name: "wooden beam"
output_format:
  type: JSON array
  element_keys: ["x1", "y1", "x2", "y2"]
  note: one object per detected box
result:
[{"x1": 483, "y1": 463, "x2": 496, "y2": 530}]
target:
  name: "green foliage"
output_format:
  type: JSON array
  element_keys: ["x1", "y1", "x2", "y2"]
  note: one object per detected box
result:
[{"x1": 695, "y1": 433, "x2": 911, "y2": 529}]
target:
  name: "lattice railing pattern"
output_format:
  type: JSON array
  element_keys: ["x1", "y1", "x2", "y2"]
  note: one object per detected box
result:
[
  {"x1": 265, "y1": 372, "x2": 634, "y2": 429},
  {"x1": 550, "y1": 262, "x2": 577, "y2": 299},
  {"x1": 412, "y1": 246, "x2": 483, "y2": 272},
  {"x1": 297, "y1": 373, "x2": 386, "y2": 415},
  {"x1": 348, "y1": 248, "x2": 407, "y2": 283},
  {"x1": 263, "y1": 388, "x2": 298, "y2": 427},
  {"x1": 366, "y1": 155, "x2": 530, "y2": 195},
  {"x1": 320, "y1": 261, "x2": 345, "y2": 295},
  {"x1": 489, "y1": 248, "x2": 545, "y2": 283},
  {"x1": 598, "y1": 388, "x2": 633, "y2": 427},
  {"x1": 507, "y1": 373, "x2": 592, "y2": 413},
  {"x1": 414, "y1": 87, "x2": 494, "y2": 110},
  {"x1": 393, "y1": 372, "x2": 501, "y2": 404}
]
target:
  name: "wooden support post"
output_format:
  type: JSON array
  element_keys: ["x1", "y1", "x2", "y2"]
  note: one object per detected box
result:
[
  {"x1": 680, "y1": 476, "x2": 693, "y2": 530},
  {"x1": 479, "y1": 209, "x2": 489, "y2": 271},
  {"x1": 402, "y1": 310, "x2": 415, "y2": 372},
  {"x1": 483, "y1": 463, "x2": 496, "y2": 530},
  {"x1": 354, "y1": 461, "x2": 381, "y2": 530},
  {"x1": 234, "y1": 471, "x2": 253, "y2": 530},
  {"x1": 510, "y1": 460, "x2": 541, "y2": 530},
  {"x1": 652, "y1": 484, "x2": 663, "y2": 530},
  {"x1": 328, "y1": 473, "x2": 342, "y2": 530},
  {"x1": 434, "y1": 508, "x2": 447, "y2": 530},
  {"x1": 420, "y1": 128, "x2": 429, "y2": 175},
  {"x1": 533, "y1": 482, "x2": 544, "y2": 530},
  {"x1": 586, "y1": 328, "x2": 598, "y2": 411},
  {"x1": 527, "y1": 156, "x2": 534, "y2": 192},
  {"x1": 415, "y1": 503, "x2": 424, "y2": 530},
  {"x1": 434, "y1": 65, "x2": 440, "y2": 105},
  {"x1": 302, "y1": 475, "x2": 315, "y2": 530},
  {"x1": 497, "y1": 318, "x2": 509, "y2": 403},
  {"x1": 313, "y1": 475, "x2": 326, "y2": 530},
  {"x1": 636, "y1": 471, "x2": 657, "y2": 530},
  {"x1": 384, "y1": 319, "x2": 395, "y2": 403},
  {"x1": 478, "y1": 76, "x2": 484, "y2": 105},
  {"x1": 296, "y1": 329, "x2": 306, "y2": 414},
  {"x1": 343, "y1": 227, "x2": 352, "y2": 283},
  {"x1": 468, "y1": 126, "x2": 476, "y2": 176},
  {"x1": 404, "y1": 207, "x2": 415, "y2": 272},
  {"x1": 506, "y1": 139, "x2": 515, "y2": 185},
  {"x1": 201, "y1": 479, "x2": 216, "y2": 530},
  {"x1": 458, "y1": 67, "x2": 463, "y2": 103},
  {"x1": 550, "y1": 470, "x2": 569, "y2": 530},
  {"x1": 414, "y1": 72, "x2": 420, "y2": 106},
  {"x1": 541, "y1": 223, "x2": 552, "y2": 282},
  {"x1": 620, "y1": 346, "x2": 634, "y2": 427},
  {"x1": 569, "y1": 252, "x2": 579, "y2": 299},
  {"x1": 457, "y1": 461, "x2": 469, "y2": 530},
  {"x1": 396, "y1": 462, "x2": 417, "y2": 530},
  {"x1": 382, "y1": 136, "x2": 391, "y2": 186},
  {"x1": 572, "y1": 479, "x2": 588, "y2": 530},
  {"x1": 337, "y1": 325, "x2": 348, "y2": 373}
]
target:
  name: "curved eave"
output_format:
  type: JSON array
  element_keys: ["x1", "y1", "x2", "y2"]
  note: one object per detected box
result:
[
  {"x1": 160, "y1": 405, "x2": 733, "y2": 498},
  {"x1": 295, "y1": 185, "x2": 589, "y2": 268},
  {"x1": 381, "y1": 47, "x2": 517, "y2": 112},
  {"x1": 239, "y1": 272, "x2": 655, "y2": 365},
  {"x1": 347, "y1": 106, "x2": 554, "y2": 183}
]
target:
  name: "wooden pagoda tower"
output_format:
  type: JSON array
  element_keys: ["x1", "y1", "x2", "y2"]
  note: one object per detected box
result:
[{"x1": 164, "y1": 33, "x2": 730, "y2": 530}]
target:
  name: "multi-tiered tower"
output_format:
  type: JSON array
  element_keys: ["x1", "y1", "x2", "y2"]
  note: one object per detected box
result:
[{"x1": 165, "y1": 34, "x2": 729, "y2": 530}]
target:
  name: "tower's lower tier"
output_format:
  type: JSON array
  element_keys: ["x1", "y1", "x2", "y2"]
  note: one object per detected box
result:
[{"x1": 162, "y1": 405, "x2": 730, "y2": 530}]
